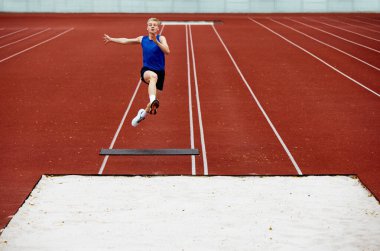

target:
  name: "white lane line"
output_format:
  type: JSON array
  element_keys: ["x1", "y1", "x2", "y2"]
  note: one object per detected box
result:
[
  {"x1": 0, "y1": 27, "x2": 74, "y2": 63},
  {"x1": 0, "y1": 28, "x2": 50, "y2": 49},
  {"x1": 98, "y1": 80, "x2": 142, "y2": 175},
  {"x1": 342, "y1": 16, "x2": 380, "y2": 28},
  {"x1": 290, "y1": 18, "x2": 380, "y2": 53},
  {"x1": 302, "y1": 17, "x2": 380, "y2": 42},
  {"x1": 189, "y1": 25, "x2": 209, "y2": 175},
  {"x1": 354, "y1": 15, "x2": 380, "y2": 24},
  {"x1": 323, "y1": 17, "x2": 380, "y2": 34},
  {"x1": 212, "y1": 24, "x2": 303, "y2": 176},
  {"x1": 271, "y1": 18, "x2": 380, "y2": 71},
  {"x1": 249, "y1": 18, "x2": 380, "y2": 98},
  {"x1": 186, "y1": 25, "x2": 196, "y2": 175},
  {"x1": 0, "y1": 27, "x2": 28, "y2": 39},
  {"x1": 98, "y1": 25, "x2": 166, "y2": 175}
]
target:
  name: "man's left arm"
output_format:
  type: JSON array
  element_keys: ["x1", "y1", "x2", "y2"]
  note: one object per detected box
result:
[{"x1": 154, "y1": 35, "x2": 170, "y2": 55}]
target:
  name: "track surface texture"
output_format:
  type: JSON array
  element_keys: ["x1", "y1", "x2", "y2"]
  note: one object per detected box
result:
[{"x1": 0, "y1": 13, "x2": 379, "y2": 229}]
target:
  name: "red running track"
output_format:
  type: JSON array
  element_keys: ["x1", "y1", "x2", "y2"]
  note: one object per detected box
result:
[{"x1": 0, "y1": 13, "x2": 379, "y2": 230}]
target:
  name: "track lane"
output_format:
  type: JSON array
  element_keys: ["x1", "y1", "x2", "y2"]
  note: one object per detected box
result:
[
  {"x1": 252, "y1": 18, "x2": 380, "y2": 95},
  {"x1": 103, "y1": 25, "x2": 195, "y2": 175},
  {"x1": 344, "y1": 16, "x2": 380, "y2": 28},
  {"x1": 322, "y1": 16, "x2": 380, "y2": 38},
  {"x1": 299, "y1": 16, "x2": 380, "y2": 47},
  {"x1": 189, "y1": 24, "x2": 298, "y2": 175},
  {"x1": 270, "y1": 18, "x2": 380, "y2": 73},
  {"x1": 283, "y1": 17, "x2": 380, "y2": 58},
  {"x1": 217, "y1": 16, "x2": 379, "y2": 196}
]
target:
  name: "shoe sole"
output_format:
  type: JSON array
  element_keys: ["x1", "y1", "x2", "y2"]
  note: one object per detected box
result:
[{"x1": 150, "y1": 100, "x2": 159, "y2": 115}]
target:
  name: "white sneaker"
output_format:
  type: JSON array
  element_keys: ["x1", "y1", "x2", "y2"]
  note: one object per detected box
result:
[{"x1": 131, "y1": 109, "x2": 146, "y2": 127}]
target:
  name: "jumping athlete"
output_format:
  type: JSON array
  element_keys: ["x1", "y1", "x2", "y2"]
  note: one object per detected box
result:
[{"x1": 103, "y1": 17, "x2": 170, "y2": 127}]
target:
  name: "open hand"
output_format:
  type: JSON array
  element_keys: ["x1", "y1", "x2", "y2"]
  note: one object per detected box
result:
[{"x1": 103, "y1": 34, "x2": 111, "y2": 44}]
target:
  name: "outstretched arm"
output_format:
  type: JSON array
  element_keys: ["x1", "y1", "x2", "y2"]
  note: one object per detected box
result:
[{"x1": 103, "y1": 34, "x2": 142, "y2": 45}]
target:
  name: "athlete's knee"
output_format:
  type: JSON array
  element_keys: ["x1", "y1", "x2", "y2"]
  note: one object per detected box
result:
[
  {"x1": 144, "y1": 71, "x2": 158, "y2": 83},
  {"x1": 149, "y1": 73, "x2": 158, "y2": 81}
]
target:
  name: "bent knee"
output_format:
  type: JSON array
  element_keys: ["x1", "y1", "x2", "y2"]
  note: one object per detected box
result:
[
  {"x1": 144, "y1": 71, "x2": 158, "y2": 83},
  {"x1": 150, "y1": 73, "x2": 158, "y2": 79}
]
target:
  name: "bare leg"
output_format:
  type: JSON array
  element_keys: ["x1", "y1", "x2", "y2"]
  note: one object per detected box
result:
[
  {"x1": 148, "y1": 77, "x2": 157, "y2": 97},
  {"x1": 131, "y1": 71, "x2": 160, "y2": 126},
  {"x1": 145, "y1": 102, "x2": 151, "y2": 113},
  {"x1": 143, "y1": 70, "x2": 160, "y2": 114},
  {"x1": 144, "y1": 70, "x2": 158, "y2": 98}
]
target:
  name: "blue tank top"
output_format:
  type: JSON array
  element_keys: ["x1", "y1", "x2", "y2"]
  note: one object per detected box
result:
[{"x1": 141, "y1": 35, "x2": 165, "y2": 71}]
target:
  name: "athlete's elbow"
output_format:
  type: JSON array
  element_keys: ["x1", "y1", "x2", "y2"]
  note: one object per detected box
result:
[{"x1": 165, "y1": 49, "x2": 170, "y2": 55}]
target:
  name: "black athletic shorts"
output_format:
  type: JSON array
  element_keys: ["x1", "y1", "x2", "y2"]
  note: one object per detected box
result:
[{"x1": 140, "y1": 66, "x2": 165, "y2": 91}]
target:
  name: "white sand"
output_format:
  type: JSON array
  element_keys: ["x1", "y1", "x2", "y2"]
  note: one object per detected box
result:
[{"x1": 0, "y1": 175, "x2": 379, "y2": 250}]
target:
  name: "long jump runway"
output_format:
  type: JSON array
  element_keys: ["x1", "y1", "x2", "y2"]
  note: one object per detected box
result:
[{"x1": 0, "y1": 13, "x2": 379, "y2": 249}]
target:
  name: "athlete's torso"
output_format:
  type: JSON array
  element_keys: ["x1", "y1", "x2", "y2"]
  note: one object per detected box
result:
[{"x1": 141, "y1": 35, "x2": 165, "y2": 71}]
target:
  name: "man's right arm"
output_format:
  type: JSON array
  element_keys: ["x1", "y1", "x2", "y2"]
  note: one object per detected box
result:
[{"x1": 104, "y1": 35, "x2": 142, "y2": 44}]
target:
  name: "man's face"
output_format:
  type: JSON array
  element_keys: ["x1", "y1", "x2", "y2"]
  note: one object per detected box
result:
[{"x1": 147, "y1": 21, "x2": 159, "y2": 34}]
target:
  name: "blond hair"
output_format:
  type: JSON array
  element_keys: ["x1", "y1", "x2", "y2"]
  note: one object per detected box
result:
[{"x1": 147, "y1": 17, "x2": 161, "y2": 25}]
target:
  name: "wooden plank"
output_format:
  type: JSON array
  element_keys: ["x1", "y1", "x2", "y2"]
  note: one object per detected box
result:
[{"x1": 100, "y1": 148, "x2": 199, "y2": 156}]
